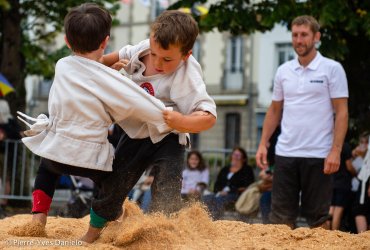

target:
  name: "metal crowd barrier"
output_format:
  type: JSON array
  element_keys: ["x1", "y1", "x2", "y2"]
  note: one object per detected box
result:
[
  {"x1": 0, "y1": 139, "x2": 256, "y2": 203},
  {"x1": 0, "y1": 139, "x2": 38, "y2": 201},
  {"x1": 0, "y1": 139, "x2": 69, "y2": 202}
]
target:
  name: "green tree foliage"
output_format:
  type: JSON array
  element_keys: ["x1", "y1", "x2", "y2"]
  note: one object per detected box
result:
[
  {"x1": 171, "y1": 0, "x2": 370, "y2": 138},
  {"x1": 0, "y1": 0, "x2": 120, "y2": 114}
]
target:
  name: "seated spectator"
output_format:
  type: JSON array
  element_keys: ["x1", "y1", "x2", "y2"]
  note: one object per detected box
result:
[
  {"x1": 181, "y1": 150, "x2": 209, "y2": 201},
  {"x1": 202, "y1": 146, "x2": 255, "y2": 220}
]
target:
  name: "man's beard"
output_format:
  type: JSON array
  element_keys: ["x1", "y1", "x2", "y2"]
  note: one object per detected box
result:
[{"x1": 294, "y1": 43, "x2": 315, "y2": 57}]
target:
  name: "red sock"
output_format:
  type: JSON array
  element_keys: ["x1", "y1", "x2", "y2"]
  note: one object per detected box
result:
[{"x1": 32, "y1": 190, "x2": 52, "y2": 215}]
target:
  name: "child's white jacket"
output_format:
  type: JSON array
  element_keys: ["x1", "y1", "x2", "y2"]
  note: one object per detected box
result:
[{"x1": 21, "y1": 55, "x2": 172, "y2": 172}]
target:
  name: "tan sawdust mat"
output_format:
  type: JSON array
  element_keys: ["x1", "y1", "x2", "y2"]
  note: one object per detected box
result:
[{"x1": 0, "y1": 201, "x2": 369, "y2": 249}]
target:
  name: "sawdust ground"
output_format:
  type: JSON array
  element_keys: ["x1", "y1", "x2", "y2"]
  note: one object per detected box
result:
[{"x1": 0, "y1": 201, "x2": 369, "y2": 249}]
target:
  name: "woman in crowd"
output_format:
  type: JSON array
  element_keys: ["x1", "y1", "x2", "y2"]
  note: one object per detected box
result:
[{"x1": 202, "y1": 146, "x2": 255, "y2": 220}]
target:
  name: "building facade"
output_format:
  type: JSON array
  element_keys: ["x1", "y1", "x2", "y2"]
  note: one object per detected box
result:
[{"x1": 25, "y1": 0, "x2": 294, "y2": 153}]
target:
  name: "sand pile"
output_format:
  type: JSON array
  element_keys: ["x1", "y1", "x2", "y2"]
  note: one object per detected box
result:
[{"x1": 0, "y1": 201, "x2": 369, "y2": 249}]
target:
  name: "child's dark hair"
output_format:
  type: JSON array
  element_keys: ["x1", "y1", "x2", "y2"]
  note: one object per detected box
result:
[
  {"x1": 150, "y1": 10, "x2": 199, "y2": 55},
  {"x1": 64, "y1": 3, "x2": 112, "y2": 53},
  {"x1": 187, "y1": 150, "x2": 207, "y2": 171}
]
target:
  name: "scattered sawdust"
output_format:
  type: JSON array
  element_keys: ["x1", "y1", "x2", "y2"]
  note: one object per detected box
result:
[
  {"x1": 0, "y1": 201, "x2": 369, "y2": 249},
  {"x1": 8, "y1": 221, "x2": 47, "y2": 237}
]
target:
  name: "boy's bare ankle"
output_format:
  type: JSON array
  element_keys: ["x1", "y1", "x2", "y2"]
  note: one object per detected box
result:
[
  {"x1": 32, "y1": 213, "x2": 47, "y2": 226},
  {"x1": 80, "y1": 226, "x2": 104, "y2": 243}
]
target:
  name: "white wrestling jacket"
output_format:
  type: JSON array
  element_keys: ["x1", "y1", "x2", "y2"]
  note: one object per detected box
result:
[{"x1": 19, "y1": 55, "x2": 173, "y2": 172}]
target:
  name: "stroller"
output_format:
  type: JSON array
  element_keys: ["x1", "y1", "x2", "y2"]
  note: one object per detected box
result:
[{"x1": 57, "y1": 175, "x2": 94, "y2": 218}]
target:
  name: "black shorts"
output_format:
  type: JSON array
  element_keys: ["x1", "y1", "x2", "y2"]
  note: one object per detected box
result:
[
  {"x1": 331, "y1": 188, "x2": 352, "y2": 207},
  {"x1": 352, "y1": 180, "x2": 370, "y2": 218},
  {"x1": 270, "y1": 155, "x2": 332, "y2": 227}
]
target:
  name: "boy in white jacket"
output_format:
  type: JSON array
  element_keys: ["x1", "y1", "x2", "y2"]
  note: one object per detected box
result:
[
  {"x1": 92, "y1": 10, "x2": 217, "y2": 241},
  {"x1": 11, "y1": 3, "x2": 173, "y2": 242}
]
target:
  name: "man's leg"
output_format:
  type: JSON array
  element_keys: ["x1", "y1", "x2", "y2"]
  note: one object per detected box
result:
[
  {"x1": 331, "y1": 206, "x2": 345, "y2": 230},
  {"x1": 352, "y1": 180, "x2": 370, "y2": 233},
  {"x1": 300, "y1": 158, "x2": 332, "y2": 228},
  {"x1": 270, "y1": 156, "x2": 301, "y2": 228},
  {"x1": 329, "y1": 188, "x2": 351, "y2": 230}
]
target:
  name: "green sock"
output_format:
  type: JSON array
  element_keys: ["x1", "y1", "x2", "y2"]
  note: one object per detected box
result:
[{"x1": 90, "y1": 208, "x2": 108, "y2": 228}]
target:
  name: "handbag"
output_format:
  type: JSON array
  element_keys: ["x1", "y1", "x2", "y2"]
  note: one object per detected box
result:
[{"x1": 235, "y1": 181, "x2": 262, "y2": 215}]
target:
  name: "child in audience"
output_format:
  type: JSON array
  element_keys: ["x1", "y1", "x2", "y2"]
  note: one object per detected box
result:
[{"x1": 181, "y1": 150, "x2": 209, "y2": 200}]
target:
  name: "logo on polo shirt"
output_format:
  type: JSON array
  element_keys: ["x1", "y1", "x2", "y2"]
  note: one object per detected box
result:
[
  {"x1": 310, "y1": 79, "x2": 324, "y2": 84},
  {"x1": 140, "y1": 82, "x2": 155, "y2": 96}
]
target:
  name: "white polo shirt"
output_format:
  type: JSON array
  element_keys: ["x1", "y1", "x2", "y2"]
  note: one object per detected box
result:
[{"x1": 272, "y1": 52, "x2": 348, "y2": 158}]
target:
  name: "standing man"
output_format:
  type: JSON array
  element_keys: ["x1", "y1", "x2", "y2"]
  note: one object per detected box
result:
[{"x1": 255, "y1": 15, "x2": 348, "y2": 228}]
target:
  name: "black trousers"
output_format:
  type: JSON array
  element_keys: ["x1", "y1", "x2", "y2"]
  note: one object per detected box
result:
[
  {"x1": 34, "y1": 158, "x2": 109, "y2": 205},
  {"x1": 35, "y1": 133, "x2": 185, "y2": 222},
  {"x1": 92, "y1": 133, "x2": 185, "y2": 220},
  {"x1": 270, "y1": 155, "x2": 332, "y2": 227}
]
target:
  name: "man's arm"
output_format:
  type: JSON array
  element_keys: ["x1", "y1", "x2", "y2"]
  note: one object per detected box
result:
[
  {"x1": 162, "y1": 110, "x2": 216, "y2": 133},
  {"x1": 324, "y1": 97, "x2": 348, "y2": 174},
  {"x1": 255, "y1": 100, "x2": 283, "y2": 170}
]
